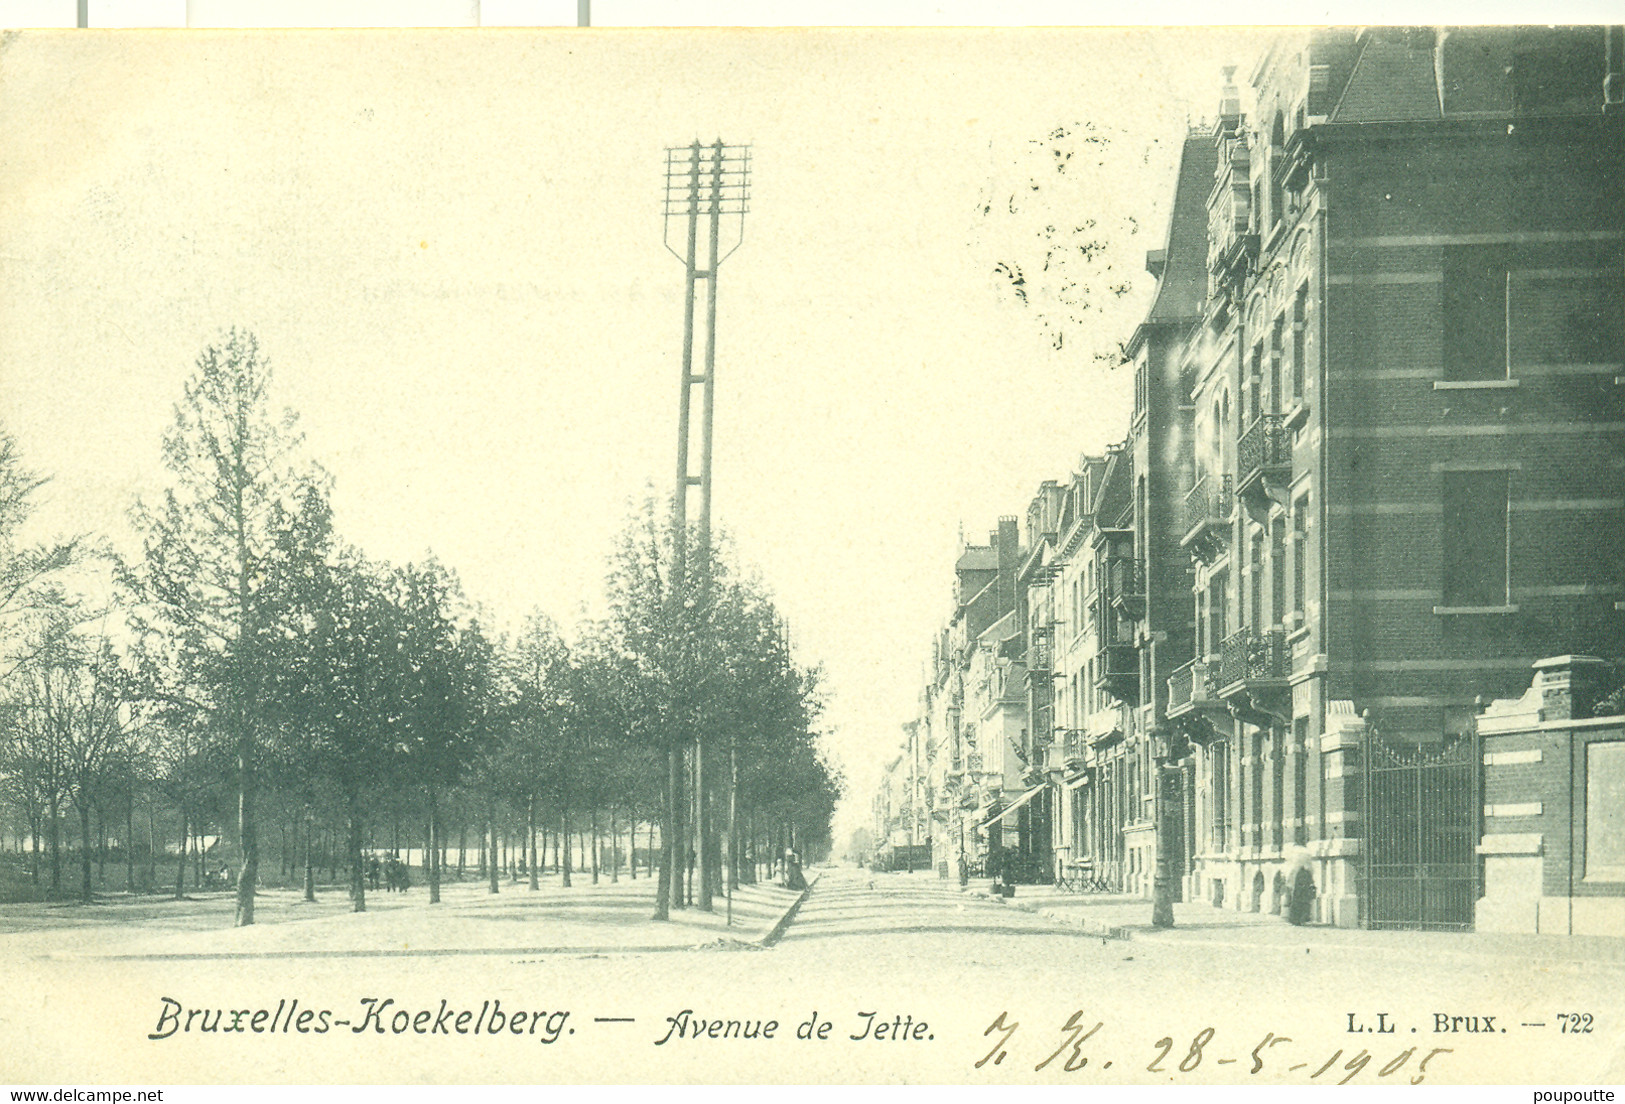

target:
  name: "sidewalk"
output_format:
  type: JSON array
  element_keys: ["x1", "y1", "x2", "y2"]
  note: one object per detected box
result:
[
  {"x1": 977, "y1": 879, "x2": 1625, "y2": 965},
  {"x1": 27, "y1": 875, "x2": 807, "y2": 960}
]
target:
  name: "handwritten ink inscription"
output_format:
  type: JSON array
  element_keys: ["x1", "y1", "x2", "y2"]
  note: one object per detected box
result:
[{"x1": 977, "y1": 1010, "x2": 1456, "y2": 1084}]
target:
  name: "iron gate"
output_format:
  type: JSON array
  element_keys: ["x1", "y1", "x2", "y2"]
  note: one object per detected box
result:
[{"x1": 1361, "y1": 728, "x2": 1480, "y2": 930}]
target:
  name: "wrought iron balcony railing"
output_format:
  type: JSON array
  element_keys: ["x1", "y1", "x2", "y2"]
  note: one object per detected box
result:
[
  {"x1": 1182, "y1": 473, "x2": 1233, "y2": 547},
  {"x1": 1237, "y1": 414, "x2": 1290, "y2": 494},
  {"x1": 1217, "y1": 628, "x2": 1289, "y2": 688}
]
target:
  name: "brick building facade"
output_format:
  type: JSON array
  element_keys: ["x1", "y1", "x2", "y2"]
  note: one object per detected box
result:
[{"x1": 883, "y1": 26, "x2": 1624, "y2": 929}]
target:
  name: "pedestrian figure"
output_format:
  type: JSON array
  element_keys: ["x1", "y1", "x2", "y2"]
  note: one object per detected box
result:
[
  {"x1": 1288, "y1": 866, "x2": 1315, "y2": 925},
  {"x1": 367, "y1": 856, "x2": 381, "y2": 891}
]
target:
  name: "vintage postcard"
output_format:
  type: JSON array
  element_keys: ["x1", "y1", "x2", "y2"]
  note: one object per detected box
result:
[{"x1": 0, "y1": 18, "x2": 1623, "y2": 1090}]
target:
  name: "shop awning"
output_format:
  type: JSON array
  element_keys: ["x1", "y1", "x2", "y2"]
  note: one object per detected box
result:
[{"x1": 977, "y1": 783, "x2": 1047, "y2": 829}]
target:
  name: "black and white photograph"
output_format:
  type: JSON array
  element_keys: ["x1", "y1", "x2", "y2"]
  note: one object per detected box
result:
[{"x1": 0, "y1": 5, "x2": 1622, "y2": 1089}]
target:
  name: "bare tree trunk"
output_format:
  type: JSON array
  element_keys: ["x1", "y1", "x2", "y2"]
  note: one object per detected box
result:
[
  {"x1": 78, "y1": 804, "x2": 93, "y2": 902},
  {"x1": 697, "y1": 737, "x2": 712, "y2": 911},
  {"x1": 125, "y1": 799, "x2": 136, "y2": 894},
  {"x1": 235, "y1": 721, "x2": 259, "y2": 926},
  {"x1": 590, "y1": 808, "x2": 600, "y2": 885},
  {"x1": 347, "y1": 803, "x2": 366, "y2": 913},
  {"x1": 428, "y1": 790, "x2": 442, "y2": 904},
  {"x1": 561, "y1": 806, "x2": 573, "y2": 889},
  {"x1": 528, "y1": 795, "x2": 539, "y2": 891},
  {"x1": 303, "y1": 812, "x2": 316, "y2": 902},
  {"x1": 457, "y1": 821, "x2": 466, "y2": 879},
  {"x1": 653, "y1": 752, "x2": 672, "y2": 921},
  {"x1": 95, "y1": 804, "x2": 106, "y2": 885},
  {"x1": 48, "y1": 795, "x2": 60, "y2": 896},
  {"x1": 487, "y1": 814, "x2": 499, "y2": 894},
  {"x1": 728, "y1": 743, "x2": 739, "y2": 892},
  {"x1": 610, "y1": 807, "x2": 620, "y2": 883},
  {"x1": 668, "y1": 746, "x2": 685, "y2": 912},
  {"x1": 174, "y1": 805, "x2": 187, "y2": 899}
]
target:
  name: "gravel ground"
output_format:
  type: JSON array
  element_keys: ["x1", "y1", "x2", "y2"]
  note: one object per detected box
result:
[{"x1": 2, "y1": 864, "x2": 1619, "y2": 1085}]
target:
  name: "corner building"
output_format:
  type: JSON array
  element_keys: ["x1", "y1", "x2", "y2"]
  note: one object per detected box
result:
[{"x1": 1167, "y1": 27, "x2": 1624, "y2": 928}]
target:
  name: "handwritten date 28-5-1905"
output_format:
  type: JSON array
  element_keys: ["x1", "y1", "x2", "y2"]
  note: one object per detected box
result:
[{"x1": 975, "y1": 1012, "x2": 1455, "y2": 1084}]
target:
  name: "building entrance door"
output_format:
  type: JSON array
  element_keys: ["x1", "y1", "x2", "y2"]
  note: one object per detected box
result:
[{"x1": 1361, "y1": 728, "x2": 1479, "y2": 930}]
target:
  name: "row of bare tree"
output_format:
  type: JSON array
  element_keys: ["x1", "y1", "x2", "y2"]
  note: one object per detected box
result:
[{"x1": 0, "y1": 329, "x2": 839, "y2": 923}]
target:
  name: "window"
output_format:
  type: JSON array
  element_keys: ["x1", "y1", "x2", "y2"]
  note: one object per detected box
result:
[
  {"x1": 1292, "y1": 716, "x2": 1308, "y2": 845},
  {"x1": 1248, "y1": 530, "x2": 1265, "y2": 631},
  {"x1": 1211, "y1": 741, "x2": 1231, "y2": 852},
  {"x1": 1269, "y1": 316, "x2": 1285, "y2": 414},
  {"x1": 1291, "y1": 285, "x2": 1308, "y2": 402},
  {"x1": 1250, "y1": 731, "x2": 1265, "y2": 849},
  {"x1": 1442, "y1": 470, "x2": 1511, "y2": 607},
  {"x1": 1291, "y1": 497, "x2": 1309, "y2": 619},
  {"x1": 1208, "y1": 571, "x2": 1229, "y2": 652},
  {"x1": 1270, "y1": 517, "x2": 1287, "y2": 626},
  {"x1": 1248, "y1": 342, "x2": 1263, "y2": 425},
  {"x1": 1270, "y1": 729, "x2": 1285, "y2": 850},
  {"x1": 1443, "y1": 245, "x2": 1510, "y2": 381},
  {"x1": 1269, "y1": 112, "x2": 1286, "y2": 230}
]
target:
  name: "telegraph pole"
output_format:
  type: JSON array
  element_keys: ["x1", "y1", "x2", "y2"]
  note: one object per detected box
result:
[{"x1": 663, "y1": 140, "x2": 750, "y2": 914}]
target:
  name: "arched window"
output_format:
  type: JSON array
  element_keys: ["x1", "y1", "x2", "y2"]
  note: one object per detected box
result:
[
  {"x1": 1269, "y1": 110, "x2": 1286, "y2": 229},
  {"x1": 1210, "y1": 399, "x2": 1223, "y2": 484}
]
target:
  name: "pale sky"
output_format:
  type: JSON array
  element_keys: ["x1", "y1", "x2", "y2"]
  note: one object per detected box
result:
[{"x1": 0, "y1": 27, "x2": 1269, "y2": 838}]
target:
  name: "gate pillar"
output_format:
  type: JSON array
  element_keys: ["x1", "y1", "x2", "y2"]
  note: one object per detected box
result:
[{"x1": 1318, "y1": 701, "x2": 1367, "y2": 927}]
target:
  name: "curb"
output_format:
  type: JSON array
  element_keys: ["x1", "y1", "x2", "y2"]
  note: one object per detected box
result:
[
  {"x1": 987, "y1": 888, "x2": 1134, "y2": 941},
  {"x1": 758, "y1": 872, "x2": 819, "y2": 947}
]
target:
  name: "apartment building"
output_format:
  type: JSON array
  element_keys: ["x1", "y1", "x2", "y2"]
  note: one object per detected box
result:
[
  {"x1": 1166, "y1": 26, "x2": 1624, "y2": 928},
  {"x1": 889, "y1": 26, "x2": 1623, "y2": 929}
]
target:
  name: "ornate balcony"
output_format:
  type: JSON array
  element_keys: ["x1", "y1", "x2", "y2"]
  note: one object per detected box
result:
[
  {"x1": 1236, "y1": 414, "x2": 1291, "y2": 515},
  {"x1": 1215, "y1": 628, "x2": 1291, "y2": 726},
  {"x1": 1086, "y1": 704, "x2": 1127, "y2": 751},
  {"x1": 1103, "y1": 557, "x2": 1146, "y2": 621},
  {"x1": 1181, "y1": 474, "x2": 1233, "y2": 559},
  {"x1": 1165, "y1": 657, "x2": 1224, "y2": 717},
  {"x1": 1099, "y1": 641, "x2": 1139, "y2": 704},
  {"x1": 1217, "y1": 628, "x2": 1288, "y2": 687}
]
